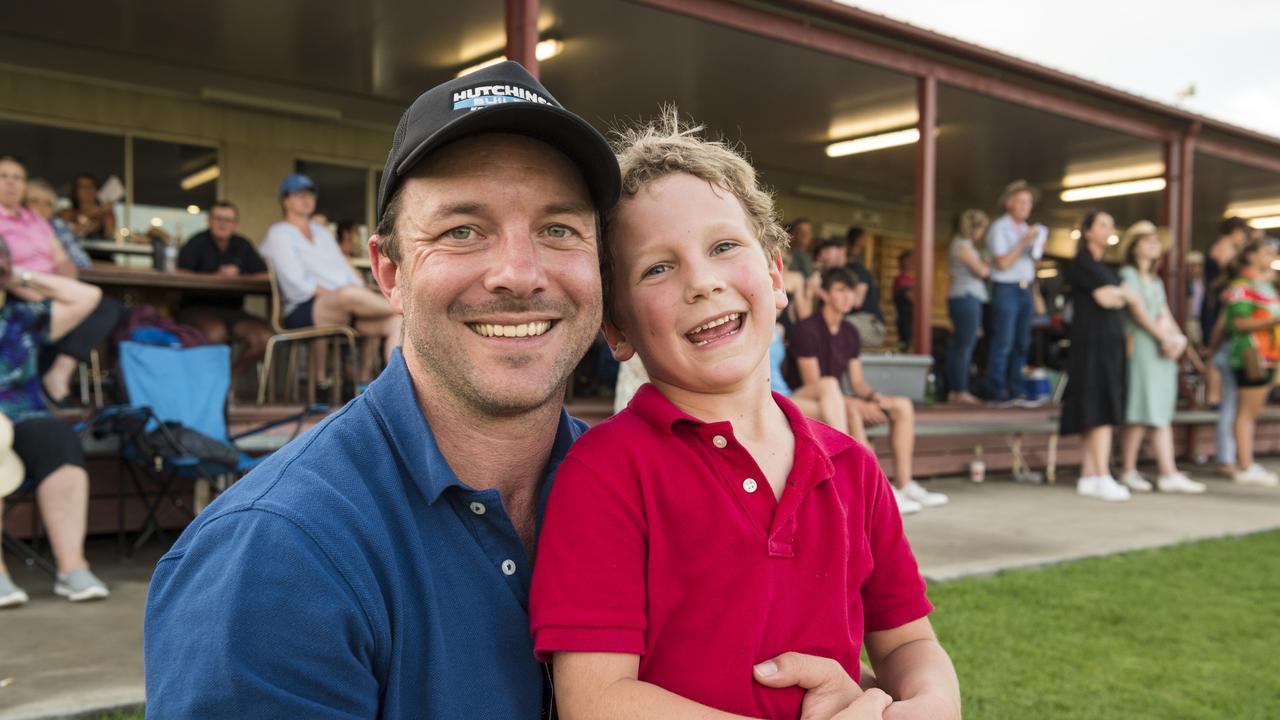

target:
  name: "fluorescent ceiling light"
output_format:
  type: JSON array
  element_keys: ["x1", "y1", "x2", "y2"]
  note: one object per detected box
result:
[
  {"x1": 1249, "y1": 215, "x2": 1280, "y2": 229},
  {"x1": 1060, "y1": 177, "x2": 1166, "y2": 203},
  {"x1": 1062, "y1": 160, "x2": 1165, "y2": 188},
  {"x1": 180, "y1": 165, "x2": 220, "y2": 191},
  {"x1": 828, "y1": 107, "x2": 918, "y2": 141},
  {"x1": 456, "y1": 39, "x2": 565, "y2": 78},
  {"x1": 825, "y1": 128, "x2": 920, "y2": 158},
  {"x1": 1226, "y1": 200, "x2": 1280, "y2": 219}
]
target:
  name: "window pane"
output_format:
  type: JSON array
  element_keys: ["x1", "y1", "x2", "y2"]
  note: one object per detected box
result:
[
  {"x1": 294, "y1": 160, "x2": 368, "y2": 236},
  {"x1": 132, "y1": 138, "x2": 219, "y2": 241},
  {"x1": 0, "y1": 119, "x2": 125, "y2": 234}
]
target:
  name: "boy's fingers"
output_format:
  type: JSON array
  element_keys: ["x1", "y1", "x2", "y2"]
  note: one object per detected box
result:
[
  {"x1": 832, "y1": 689, "x2": 893, "y2": 719},
  {"x1": 753, "y1": 652, "x2": 853, "y2": 691}
]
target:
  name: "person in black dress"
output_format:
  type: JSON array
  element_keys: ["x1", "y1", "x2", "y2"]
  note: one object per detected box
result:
[{"x1": 1061, "y1": 210, "x2": 1140, "y2": 502}]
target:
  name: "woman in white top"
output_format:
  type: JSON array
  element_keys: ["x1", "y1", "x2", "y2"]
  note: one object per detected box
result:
[
  {"x1": 260, "y1": 174, "x2": 402, "y2": 386},
  {"x1": 946, "y1": 209, "x2": 991, "y2": 405}
]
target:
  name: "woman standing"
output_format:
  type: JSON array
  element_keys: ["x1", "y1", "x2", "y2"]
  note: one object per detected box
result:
[
  {"x1": 1222, "y1": 239, "x2": 1280, "y2": 486},
  {"x1": 1116, "y1": 221, "x2": 1205, "y2": 493},
  {"x1": 1061, "y1": 211, "x2": 1136, "y2": 501},
  {"x1": 946, "y1": 209, "x2": 991, "y2": 405}
]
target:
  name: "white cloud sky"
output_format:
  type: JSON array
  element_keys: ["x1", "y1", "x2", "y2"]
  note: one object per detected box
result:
[{"x1": 839, "y1": 0, "x2": 1280, "y2": 139}]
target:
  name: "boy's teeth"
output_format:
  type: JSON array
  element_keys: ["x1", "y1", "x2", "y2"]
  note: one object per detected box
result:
[
  {"x1": 471, "y1": 321, "x2": 552, "y2": 338},
  {"x1": 691, "y1": 313, "x2": 739, "y2": 333}
]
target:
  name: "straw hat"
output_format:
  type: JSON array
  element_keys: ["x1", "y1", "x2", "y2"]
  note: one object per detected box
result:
[
  {"x1": 1119, "y1": 220, "x2": 1170, "y2": 258},
  {"x1": 998, "y1": 179, "x2": 1041, "y2": 207},
  {"x1": 0, "y1": 414, "x2": 25, "y2": 499}
]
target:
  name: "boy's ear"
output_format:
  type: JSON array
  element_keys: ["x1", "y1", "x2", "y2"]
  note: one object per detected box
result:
[
  {"x1": 769, "y1": 250, "x2": 788, "y2": 313},
  {"x1": 601, "y1": 319, "x2": 636, "y2": 362}
]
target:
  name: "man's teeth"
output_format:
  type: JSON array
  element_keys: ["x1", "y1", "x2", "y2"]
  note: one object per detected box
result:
[
  {"x1": 690, "y1": 313, "x2": 740, "y2": 334},
  {"x1": 471, "y1": 321, "x2": 553, "y2": 338}
]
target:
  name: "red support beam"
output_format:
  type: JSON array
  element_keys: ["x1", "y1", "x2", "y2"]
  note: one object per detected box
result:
[
  {"x1": 914, "y1": 75, "x2": 937, "y2": 357},
  {"x1": 1196, "y1": 136, "x2": 1280, "y2": 174},
  {"x1": 1174, "y1": 128, "x2": 1196, "y2": 327},
  {"x1": 506, "y1": 0, "x2": 540, "y2": 78}
]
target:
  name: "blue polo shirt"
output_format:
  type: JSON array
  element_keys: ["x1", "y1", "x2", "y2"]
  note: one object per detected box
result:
[{"x1": 144, "y1": 349, "x2": 585, "y2": 719}]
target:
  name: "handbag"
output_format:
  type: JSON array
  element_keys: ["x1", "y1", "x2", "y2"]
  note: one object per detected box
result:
[{"x1": 143, "y1": 422, "x2": 241, "y2": 470}]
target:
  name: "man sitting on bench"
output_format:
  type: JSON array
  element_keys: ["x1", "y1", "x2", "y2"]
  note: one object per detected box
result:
[{"x1": 785, "y1": 267, "x2": 948, "y2": 514}]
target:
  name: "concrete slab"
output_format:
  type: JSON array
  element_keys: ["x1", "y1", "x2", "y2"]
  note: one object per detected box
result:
[{"x1": 1, "y1": 463, "x2": 1278, "y2": 719}]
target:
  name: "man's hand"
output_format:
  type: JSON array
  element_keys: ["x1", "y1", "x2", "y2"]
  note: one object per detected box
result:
[
  {"x1": 754, "y1": 652, "x2": 865, "y2": 720},
  {"x1": 852, "y1": 398, "x2": 889, "y2": 426},
  {"x1": 216, "y1": 264, "x2": 240, "y2": 277}
]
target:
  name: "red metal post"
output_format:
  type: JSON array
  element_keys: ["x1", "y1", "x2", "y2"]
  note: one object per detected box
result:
[
  {"x1": 506, "y1": 0, "x2": 540, "y2": 78},
  {"x1": 1174, "y1": 126, "x2": 1197, "y2": 326},
  {"x1": 914, "y1": 74, "x2": 937, "y2": 357},
  {"x1": 1162, "y1": 136, "x2": 1181, "y2": 316}
]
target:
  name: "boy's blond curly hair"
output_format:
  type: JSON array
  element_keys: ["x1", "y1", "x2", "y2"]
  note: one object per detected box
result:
[{"x1": 602, "y1": 107, "x2": 789, "y2": 323}]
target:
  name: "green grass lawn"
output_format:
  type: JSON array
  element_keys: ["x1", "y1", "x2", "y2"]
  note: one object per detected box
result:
[
  {"x1": 101, "y1": 531, "x2": 1280, "y2": 720},
  {"x1": 929, "y1": 530, "x2": 1280, "y2": 719}
]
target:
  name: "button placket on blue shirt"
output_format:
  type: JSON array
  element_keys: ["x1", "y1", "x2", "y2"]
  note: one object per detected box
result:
[{"x1": 449, "y1": 487, "x2": 533, "y2": 607}]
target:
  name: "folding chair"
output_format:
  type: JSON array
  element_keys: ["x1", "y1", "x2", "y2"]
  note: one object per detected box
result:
[{"x1": 90, "y1": 341, "x2": 324, "y2": 554}]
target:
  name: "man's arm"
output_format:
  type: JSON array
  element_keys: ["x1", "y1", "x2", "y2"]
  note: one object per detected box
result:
[
  {"x1": 145, "y1": 509, "x2": 380, "y2": 719},
  {"x1": 49, "y1": 234, "x2": 78, "y2": 278},
  {"x1": 261, "y1": 230, "x2": 318, "y2": 302},
  {"x1": 865, "y1": 619, "x2": 960, "y2": 720},
  {"x1": 8, "y1": 269, "x2": 100, "y2": 341},
  {"x1": 846, "y1": 358, "x2": 875, "y2": 400},
  {"x1": 989, "y1": 219, "x2": 1034, "y2": 271},
  {"x1": 797, "y1": 356, "x2": 824, "y2": 388}
]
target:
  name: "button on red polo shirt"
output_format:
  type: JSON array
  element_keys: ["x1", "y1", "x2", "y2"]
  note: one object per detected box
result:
[{"x1": 531, "y1": 384, "x2": 932, "y2": 719}]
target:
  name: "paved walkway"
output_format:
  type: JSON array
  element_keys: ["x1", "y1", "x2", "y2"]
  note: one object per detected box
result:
[{"x1": 2, "y1": 464, "x2": 1278, "y2": 719}]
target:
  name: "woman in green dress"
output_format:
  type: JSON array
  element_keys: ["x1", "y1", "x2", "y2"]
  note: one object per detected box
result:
[{"x1": 1116, "y1": 221, "x2": 1206, "y2": 493}]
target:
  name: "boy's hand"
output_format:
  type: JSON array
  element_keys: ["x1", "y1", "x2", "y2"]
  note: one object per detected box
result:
[
  {"x1": 834, "y1": 689, "x2": 893, "y2": 720},
  {"x1": 753, "y1": 652, "x2": 862, "y2": 720}
]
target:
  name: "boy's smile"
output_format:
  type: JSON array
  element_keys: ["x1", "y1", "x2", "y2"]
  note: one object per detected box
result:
[{"x1": 604, "y1": 172, "x2": 786, "y2": 395}]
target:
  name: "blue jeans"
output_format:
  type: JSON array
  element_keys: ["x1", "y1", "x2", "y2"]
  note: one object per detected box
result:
[
  {"x1": 1214, "y1": 345, "x2": 1238, "y2": 466},
  {"x1": 947, "y1": 295, "x2": 983, "y2": 394},
  {"x1": 984, "y1": 282, "x2": 1033, "y2": 401}
]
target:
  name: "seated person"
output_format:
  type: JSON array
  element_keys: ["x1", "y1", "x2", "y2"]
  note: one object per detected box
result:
[
  {"x1": 785, "y1": 267, "x2": 949, "y2": 514},
  {"x1": 24, "y1": 179, "x2": 91, "y2": 269},
  {"x1": 259, "y1": 174, "x2": 402, "y2": 386},
  {"x1": 335, "y1": 219, "x2": 362, "y2": 258},
  {"x1": 0, "y1": 234, "x2": 109, "y2": 607},
  {"x1": 176, "y1": 201, "x2": 273, "y2": 385},
  {"x1": 0, "y1": 156, "x2": 122, "y2": 407},
  {"x1": 57, "y1": 172, "x2": 116, "y2": 240}
]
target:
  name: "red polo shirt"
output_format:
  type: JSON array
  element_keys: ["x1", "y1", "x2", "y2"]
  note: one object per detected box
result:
[{"x1": 531, "y1": 384, "x2": 932, "y2": 719}]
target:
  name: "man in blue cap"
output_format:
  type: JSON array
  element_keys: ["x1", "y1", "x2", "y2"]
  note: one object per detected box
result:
[
  {"x1": 259, "y1": 172, "x2": 401, "y2": 387},
  {"x1": 145, "y1": 62, "x2": 873, "y2": 719}
]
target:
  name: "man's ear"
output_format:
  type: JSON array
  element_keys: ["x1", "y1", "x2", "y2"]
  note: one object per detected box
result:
[
  {"x1": 368, "y1": 235, "x2": 403, "y2": 314},
  {"x1": 601, "y1": 318, "x2": 636, "y2": 362}
]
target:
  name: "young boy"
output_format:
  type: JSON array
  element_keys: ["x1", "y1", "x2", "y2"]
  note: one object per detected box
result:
[
  {"x1": 529, "y1": 115, "x2": 960, "y2": 719},
  {"x1": 784, "y1": 268, "x2": 948, "y2": 514}
]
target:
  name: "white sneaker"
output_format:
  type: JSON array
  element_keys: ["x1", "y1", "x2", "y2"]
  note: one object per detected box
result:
[
  {"x1": 1233, "y1": 464, "x2": 1280, "y2": 487},
  {"x1": 892, "y1": 487, "x2": 923, "y2": 515},
  {"x1": 0, "y1": 574, "x2": 29, "y2": 609},
  {"x1": 901, "y1": 481, "x2": 949, "y2": 508},
  {"x1": 1157, "y1": 473, "x2": 1207, "y2": 494},
  {"x1": 1118, "y1": 470, "x2": 1153, "y2": 493},
  {"x1": 1077, "y1": 475, "x2": 1131, "y2": 502}
]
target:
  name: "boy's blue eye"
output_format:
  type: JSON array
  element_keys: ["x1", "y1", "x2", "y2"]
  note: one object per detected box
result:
[
  {"x1": 712, "y1": 240, "x2": 738, "y2": 255},
  {"x1": 642, "y1": 264, "x2": 669, "y2": 278}
]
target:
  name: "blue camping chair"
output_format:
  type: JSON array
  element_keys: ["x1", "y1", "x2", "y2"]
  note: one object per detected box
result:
[{"x1": 88, "y1": 341, "x2": 325, "y2": 554}]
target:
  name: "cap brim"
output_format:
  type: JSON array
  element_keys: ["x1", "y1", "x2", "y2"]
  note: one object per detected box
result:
[{"x1": 393, "y1": 103, "x2": 620, "y2": 212}]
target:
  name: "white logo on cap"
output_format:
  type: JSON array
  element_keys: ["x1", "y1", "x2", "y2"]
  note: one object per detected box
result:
[{"x1": 452, "y1": 84, "x2": 551, "y2": 111}]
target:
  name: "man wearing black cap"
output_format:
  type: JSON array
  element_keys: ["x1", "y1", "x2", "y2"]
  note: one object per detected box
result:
[{"x1": 144, "y1": 62, "x2": 865, "y2": 719}]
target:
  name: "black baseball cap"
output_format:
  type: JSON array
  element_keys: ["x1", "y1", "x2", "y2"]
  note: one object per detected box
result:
[{"x1": 376, "y1": 61, "x2": 620, "y2": 223}]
